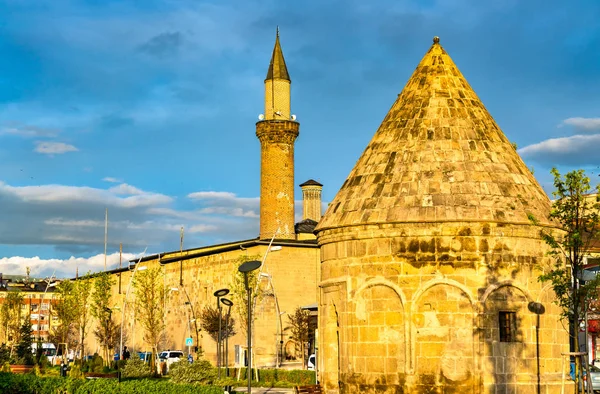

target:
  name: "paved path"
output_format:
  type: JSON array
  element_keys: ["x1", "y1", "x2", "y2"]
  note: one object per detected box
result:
[{"x1": 230, "y1": 388, "x2": 294, "y2": 393}]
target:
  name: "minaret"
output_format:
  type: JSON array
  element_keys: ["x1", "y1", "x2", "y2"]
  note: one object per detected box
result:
[
  {"x1": 256, "y1": 29, "x2": 299, "y2": 240},
  {"x1": 300, "y1": 179, "x2": 323, "y2": 222}
]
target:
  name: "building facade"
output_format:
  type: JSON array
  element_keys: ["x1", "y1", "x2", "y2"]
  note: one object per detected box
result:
[{"x1": 315, "y1": 37, "x2": 567, "y2": 393}]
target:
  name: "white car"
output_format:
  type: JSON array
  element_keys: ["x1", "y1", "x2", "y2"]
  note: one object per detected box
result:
[
  {"x1": 307, "y1": 354, "x2": 316, "y2": 371},
  {"x1": 157, "y1": 350, "x2": 184, "y2": 373}
]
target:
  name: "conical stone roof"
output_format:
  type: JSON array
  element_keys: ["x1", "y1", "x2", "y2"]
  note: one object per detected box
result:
[
  {"x1": 316, "y1": 37, "x2": 552, "y2": 232},
  {"x1": 266, "y1": 31, "x2": 290, "y2": 81}
]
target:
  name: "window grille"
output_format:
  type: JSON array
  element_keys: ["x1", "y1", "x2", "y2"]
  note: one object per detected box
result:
[{"x1": 499, "y1": 311, "x2": 517, "y2": 342}]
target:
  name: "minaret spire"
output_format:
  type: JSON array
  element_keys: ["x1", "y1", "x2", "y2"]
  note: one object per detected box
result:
[{"x1": 266, "y1": 28, "x2": 290, "y2": 82}]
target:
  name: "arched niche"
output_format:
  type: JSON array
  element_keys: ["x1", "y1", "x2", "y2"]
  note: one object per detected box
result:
[
  {"x1": 353, "y1": 282, "x2": 407, "y2": 377},
  {"x1": 413, "y1": 283, "x2": 476, "y2": 391}
]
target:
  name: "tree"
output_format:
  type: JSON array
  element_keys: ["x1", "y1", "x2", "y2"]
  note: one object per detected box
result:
[
  {"x1": 230, "y1": 254, "x2": 263, "y2": 341},
  {"x1": 91, "y1": 272, "x2": 116, "y2": 366},
  {"x1": 532, "y1": 168, "x2": 600, "y2": 393},
  {"x1": 133, "y1": 267, "x2": 166, "y2": 372},
  {"x1": 0, "y1": 290, "x2": 24, "y2": 351},
  {"x1": 199, "y1": 305, "x2": 236, "y2": 342},
  {"x1": 287, "y1": 307, "x2": 311, "y2": 369},
  {"x1": 73, "y1": 274, "x2": 93, "y2": 361},
  {"x1": 51, "y1": 280, "x2": 79, "y2": 355},
  {"x1": 14, "y1": 321, "x2": 34, "y2": 365}
]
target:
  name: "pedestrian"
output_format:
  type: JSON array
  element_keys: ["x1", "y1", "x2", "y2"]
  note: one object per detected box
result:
[{"x1": 123, "y1": 346, "x2": 131, "y2": 360}]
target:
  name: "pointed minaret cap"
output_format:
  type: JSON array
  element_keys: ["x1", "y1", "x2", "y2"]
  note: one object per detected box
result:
[
  {"x1": 316, "y1": 37, "x2": 553, "y2": 232},
  {"x1": 266, "y1": 27, "x2": 290, "y2": 81}
]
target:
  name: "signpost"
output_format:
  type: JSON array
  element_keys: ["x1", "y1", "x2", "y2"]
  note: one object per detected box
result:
[{"x1": 186, "y1": 337, "x2": 193, "y2": 357}]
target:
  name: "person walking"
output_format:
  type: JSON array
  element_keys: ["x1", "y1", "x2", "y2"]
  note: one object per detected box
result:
[{"x1": 123, "y1": 346, "x2": 131, "y2": 360}]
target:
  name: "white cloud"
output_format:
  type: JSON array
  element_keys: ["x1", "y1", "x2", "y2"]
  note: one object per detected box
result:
[
  {"x1": 189, "y1": 224, "x2": 218, "y2": 233},
  {"x1": 0, "y1": 123, "x2": 59, "y2": 138},
  {"x1": 0, "y1": 180, "x2": 261, "y2": 277},
  {"x1": 109, "y1": 183, "x2": 145, "y2": 195},
  {"x1": 34, "y1": 141, "x2": 78, "y2": 155},
  {"x1": 103, "y1": 177, "x2": 122, "y2": 183},
  {"x1": 0, "y1": 252, "x2": 139, "y2": 279},
  {"x1": 188, "y1": 190, "x2": 259, "y2": 218},
  {"x1": 560, "y1": 117, "x2": 600, "y2": 131},
  {"x1": 518, "y1": 134, "x2": 600, "y2": 166},
  {"x1": 188, "y1": 191, "x2": 237, "y2": 199},
  {"x1": 0, "y1": 182, "x2": 172, "y2": 207}
]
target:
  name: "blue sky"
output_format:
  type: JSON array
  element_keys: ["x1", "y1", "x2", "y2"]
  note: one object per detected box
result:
[{"x1": 0, "y1": 0, "x2": 599, "y2": 277}]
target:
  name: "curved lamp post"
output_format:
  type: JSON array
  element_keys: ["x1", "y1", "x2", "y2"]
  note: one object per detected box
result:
[
  {"x1": 238, "y1": 260, "x2": 261, "y2": 394},
  {"x1": 119, "y1": 263, "x2": 146, "y2": 360},
  {"x1": 221, "y1": 298, "x2": 233, "y2": 377},
  {"x1": 213, "y1": 288, "x2": 230, "y2": 378}
]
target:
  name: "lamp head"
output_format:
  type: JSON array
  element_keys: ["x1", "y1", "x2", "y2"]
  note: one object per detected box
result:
[
  {"x1": 213, "y1": 288, "x2": 230, "y2": 298},
  {"x1": 221, "y1": 298, "x2": 233, "y2": 307},
  {"x1": 238, "y1": 260, "x2": 261, "y2": 273}
]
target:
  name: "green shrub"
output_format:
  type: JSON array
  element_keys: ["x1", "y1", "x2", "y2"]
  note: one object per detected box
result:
[
  {"x1": 169, "y1": 359, "x2": 217, "y2": 385},
  {"x1": 0, "y1": 373, "x2": 223, "y2": 393},
  {"x1": 0, "y1": 344, "x2": 10, "y2": 365},
  {"x1": 91, "y1": 353, "x2": 104, "y2": 372},
  {"x1": 121, "y1": 358, "x2": 153, "y2": 379},
  {"x1": 68, "y1": 363, "x2": 84, "y2": 379}
]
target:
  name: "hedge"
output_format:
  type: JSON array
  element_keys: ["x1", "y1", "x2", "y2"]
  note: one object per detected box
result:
[
  {"x1": 227, "y1": 367, "x2": 315, "y2": 385},
  {"x1": 0, "y1": 373, "x2": 223, "y2": 394}
]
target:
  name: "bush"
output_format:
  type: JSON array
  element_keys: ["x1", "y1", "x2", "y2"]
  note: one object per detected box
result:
[
  {"x1": 121, "y1": 358, "x2": 153, "y2": 379},
  {"x1": 0, "y1": 373, "x2": 223, "y2": 393},
  {"x1": 169, "y1": 359, "x2": 217, "y2": 385},
  {"x1": 91, "y1": 353, "x2": 104, "y2": 372},
  {"x1": 0, "y1": 344, "x2": 10, "y2": 365}
]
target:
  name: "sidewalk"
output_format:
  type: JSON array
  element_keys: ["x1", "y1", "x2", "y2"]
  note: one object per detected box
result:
[{"x1": 231, "y1": 388, "x2": 295, "y2": 393}]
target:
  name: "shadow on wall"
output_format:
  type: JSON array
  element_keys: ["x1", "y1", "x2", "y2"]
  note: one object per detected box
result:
[{"x1": 479, "y1": 243, "x2": 533, "y2": 394}]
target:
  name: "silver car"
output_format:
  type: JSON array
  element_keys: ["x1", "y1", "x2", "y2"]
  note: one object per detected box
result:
[{"x1": 585, "y1": 364, "x2": 600, "y2": 393}]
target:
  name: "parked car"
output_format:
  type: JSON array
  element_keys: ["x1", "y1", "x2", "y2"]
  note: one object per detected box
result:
[
  {"x1": 307, "y1": 354, "x2": 316, "y2": 371},
  {"x1": 157, "y1": 350, "x2": 184, "y2": 373},
  {"x1": 584, "y1": 364, "x2": 600, "y2": 393}
]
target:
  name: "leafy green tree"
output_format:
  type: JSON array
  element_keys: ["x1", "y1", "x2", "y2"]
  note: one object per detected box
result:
[
  {"x1": 15, "y1": 321, "x2": 34, "y2": 365},
  {"x1": 287, "y1": 307, "x2": 311, "y2": 369},
  {"x1": 199, "y1": 305, "x2": 236, "y2": 342},
  {"x1": 73, "y1": 274, "x2": 94, "y2": 361},
  {"x1": 0, "y1": 290, "x2": 24, "y2": 350},
  {"x1": 532, "y1": 168, "x2": 600, "y2": 392},
  {"x1": 91, "y1": 272, "x2": 116, "y2": 366},
  {"x1": 51, "y1": 280, "x2": 79, "y2": 355},
  {"x1": 230, "y1": 254, "x2": 263, "y2": 341},
  {"x1": 133, "y1": 267, "x2": 166, "y2": 373}
]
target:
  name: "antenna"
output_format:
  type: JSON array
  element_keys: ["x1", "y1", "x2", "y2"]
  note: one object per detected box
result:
[{"x1": 104, "y1": 208, "x2": 108, "y2": 271}]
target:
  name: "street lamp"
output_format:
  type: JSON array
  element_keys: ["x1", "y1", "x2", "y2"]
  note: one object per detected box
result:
[
  {"x1": 238, "y1": 260, "x2": 261, "y2": 394},
  {"x1": 39, "y1": 280, "x2": 57, "y2": 343},
  {"x1": 277, "y1": 311, "x2": 286, "y2": 368},
  {"x1": 171, "y1": 287, "x2": 201, "y2": 357},
  {"x1": 213, "y1": 288, "x2": 230, "y2": 378},
  {"x1": 221, "y1": 298, "x2": 233, "y2": 377},
  {"x1": 119, "y1": 263, "x2": 147, "y2": 360}
]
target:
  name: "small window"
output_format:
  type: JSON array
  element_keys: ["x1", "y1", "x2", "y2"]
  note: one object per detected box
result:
[{"x1": 499, "y1": 311, "x2": 517, "y2": 342}]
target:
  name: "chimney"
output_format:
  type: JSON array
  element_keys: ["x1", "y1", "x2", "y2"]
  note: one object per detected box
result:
[{"x1": 300, "y1": 180, "x2": 323, "y2": 222}]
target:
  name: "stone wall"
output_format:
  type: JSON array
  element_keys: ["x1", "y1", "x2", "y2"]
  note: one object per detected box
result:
[
  {"x1": 86, "y1": 241, "x2": 319, "y2": 367},
  {"x1": 318, "y1": 221, "x2": 569, "y2": 393}
]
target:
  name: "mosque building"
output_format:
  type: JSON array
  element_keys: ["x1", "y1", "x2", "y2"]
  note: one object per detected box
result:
[{"x1": 84, "y1": 33, "x2": 568, "y2": 393}]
